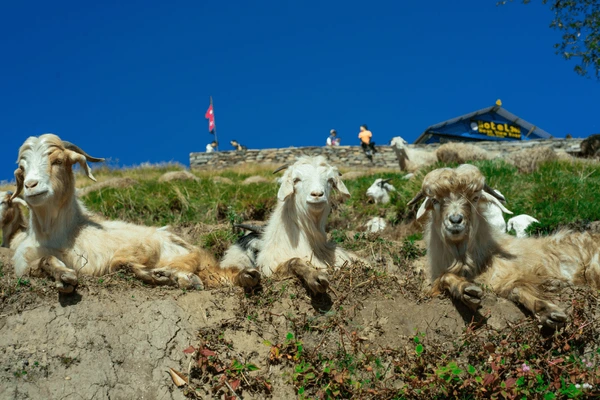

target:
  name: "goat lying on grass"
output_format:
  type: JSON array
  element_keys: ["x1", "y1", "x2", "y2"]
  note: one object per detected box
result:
[
  {"x1": 408, "y1": 164, "x2": 600, "y2": 329},
  {"x1": 220, "y1": 156, "x2": 359, "y2": 293},
  {"x1": 366, "y1": 178, "x2": 395, "y2": 204},
  {"x1": 10, "y1": 134, "x2": 258, "y2": 292},
  {"x1": 0, "y1": 191, "x2": 28, "y2": 249}
]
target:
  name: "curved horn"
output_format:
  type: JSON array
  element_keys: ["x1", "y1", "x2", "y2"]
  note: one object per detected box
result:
[
  {"x1": 407, "y1": 190, "x2": 425, "y2": 207},
  {"x1": 62, "y1": 141, "x2": 105, "y2": 163},
  {"x1": 272, "y1": 164, "x2": 289, "y2": 174},
  {"x1": 483, "y1": 184, "x2": 506, "y2": 203},
  {"x1": 234, "y1": 223, "x2": 265, "y2": 234}
]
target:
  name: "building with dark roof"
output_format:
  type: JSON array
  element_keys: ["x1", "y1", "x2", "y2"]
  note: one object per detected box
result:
[{"x1": 414, "y1": 100, "x2": 553, "y2": 145}]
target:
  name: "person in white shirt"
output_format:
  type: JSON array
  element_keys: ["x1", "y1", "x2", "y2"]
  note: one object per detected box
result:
[
  {"x1": 206, "y1": 140, "x2": 218, "y2": 153},
  {"x1": 326, "y1": 129, "x2": 340, "y2": 146}
]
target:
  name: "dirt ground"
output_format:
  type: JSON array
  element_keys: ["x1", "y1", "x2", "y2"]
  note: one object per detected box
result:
[{"x1": 0, "y1": 229, "x2": 549, "y2": 400}]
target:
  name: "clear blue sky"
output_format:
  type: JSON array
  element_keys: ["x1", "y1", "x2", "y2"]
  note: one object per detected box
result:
[{"x1": 1, "y1": 0, "x2": 598, "y2": 182}]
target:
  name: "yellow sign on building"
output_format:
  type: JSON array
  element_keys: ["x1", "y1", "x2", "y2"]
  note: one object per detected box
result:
[{"x1": 475, "y1": 120, "x2": 521, "y2": 139}]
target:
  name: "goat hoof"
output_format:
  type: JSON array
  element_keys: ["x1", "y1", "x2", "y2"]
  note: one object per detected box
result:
[
  {"x1": 187, "y1": 274, "x2": 204, "y2": 290},
  {"x1": 307, "y1": 272, "x2": 330, "y2": 294},
  {"x1": 56, "y1": 282, "x2": 76, "y2": 294},
  {"x1": 539, "y1": 310, "x2": 568, "y2": 329},
  {"x1": 238, "y1": 268, "x2": 261, "y2": 288},
  {"x1": 61, "y1": 271, "x2": 78, "y2": 286},
  {"x1": 463, "y1": 285, "x2": 483, "y2": 309},
  {"x1": 152, "y1": 270, "x2": 172, "y2": 284}
]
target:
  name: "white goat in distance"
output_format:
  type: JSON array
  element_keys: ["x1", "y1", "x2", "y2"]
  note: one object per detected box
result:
[
  {"x1": 0, "y1": 191, "x2": 28, "y2": 249},
  {"x1": 366, "y1": 178, "x2": 395, "y2": 204},
  {"x1": 507, "y1": 215, "x2": 540, "y2": 238},
  {"x1": 408, "y1": 164, "x2": 600, "y2": 329},
  {"x1": 390, "y1": 136, "x2": 437, "y2": 172},
  {"x1": 10, "y1": 134, "x2": 259, "y2": 292},
  {"x1": 220, "y1": 156, "x2": 359, "y2": 293}
]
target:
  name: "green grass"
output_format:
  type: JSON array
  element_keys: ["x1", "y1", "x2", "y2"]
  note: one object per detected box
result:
[{"x1": 78, "y1": 159, "x2": 600, "y2": 234}]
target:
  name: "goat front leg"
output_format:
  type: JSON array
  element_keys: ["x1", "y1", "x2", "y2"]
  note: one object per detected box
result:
[
  {"x1": 508, "y1": 285, "x2": 567, "y2": 329},
  {"x1": 33, "y1": 256, "x2": 78, "y2": 293},
  {"x1": 434, "y1": 273, "x2": 483, "y2": 311},
  {"x1": 276, "y1": 258, "x2": 329, "y2": 294}
]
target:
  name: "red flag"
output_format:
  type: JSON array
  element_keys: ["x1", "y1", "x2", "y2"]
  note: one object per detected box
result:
[{"x1": 205, "y1": 104, "x2": 215, "y2": 133}]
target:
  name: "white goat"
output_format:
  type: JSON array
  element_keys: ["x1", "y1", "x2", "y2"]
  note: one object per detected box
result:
[
  {"x1": 390, "y1": 136, "x2": 437, "y2": 172},
  {"x1": 0, "y1": 191, "x2": 28, "y2": 250},
  {"x1": 366, "y1": 178, "x2": 395, "y2": 204},
  {"x1": 364, "y1": 217, "x2": 387, "y2": 233},
  {"x1": 408, "y1": 164, "x2": 600, "y2": 329},
  {"x1": 507, "y1": 215, "x2": 540, "y2": 238},
  {"x1": 10, "y1": 134, "x2": 258, "y2": 292},
  {"x1": 220, "y1": 156, "x2": 358, "y2": 293}
]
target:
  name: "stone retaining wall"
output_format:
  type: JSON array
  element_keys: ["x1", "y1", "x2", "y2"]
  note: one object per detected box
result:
[{"x1": 190, "y1": 139, "x2": 584, "y2": 170}]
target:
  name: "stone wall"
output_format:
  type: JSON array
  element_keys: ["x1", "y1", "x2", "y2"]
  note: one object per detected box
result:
[{"x1": 190, "y1": 139, "x2": 584, "y2": 170}]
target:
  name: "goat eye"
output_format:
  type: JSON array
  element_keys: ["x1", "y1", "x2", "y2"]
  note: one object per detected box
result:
[
  {"x1": 431, "y1": 199, "x2": 439, "y2": 205},
  {"x1": 293, "y1": 178, "x2": 301, "y2": 184},
  {"x1": 52, "y1": 159, "x2": 63, "y2": 166},
  {"x1": 472, "y1": 196, "x2": 480, "y2": 203}
]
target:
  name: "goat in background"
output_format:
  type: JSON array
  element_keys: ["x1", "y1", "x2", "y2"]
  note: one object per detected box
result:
[{"x1": 0, "y1": 191, "x2": 28, "y2": 249}]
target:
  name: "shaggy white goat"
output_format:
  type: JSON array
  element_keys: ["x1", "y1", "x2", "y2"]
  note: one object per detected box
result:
[
  {"x1": 10, "y1": 134, "x2": 258, "y2": 292},
  {"x1": 390, "y1": 136, "x2": 437, "y2": 172},
  {"x1": 0, "y1": 191, "x2": 28, "y2": 249},
  {"x1": 220, "y1": 156, "x2": 358, "y2": 293},
  {"x1": 507, "y1": 215, "x2": 539, "y2": 238},
  {"x1": 366, "y1": 178, "x2": 395, "y2": 204},
  {"x1": 364, "y1": 217, "x2": 386, "y2": 233},
  {"x1": 408, "y1": 164, "x2": 600, "y2": 329}
]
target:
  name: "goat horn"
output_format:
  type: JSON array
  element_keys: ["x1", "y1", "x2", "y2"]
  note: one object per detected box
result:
[
  {"x1": 382, "y1": 178, "x2": 392, "y2": 183},
  {"x1": 62, "y1": 141, "x2": 106, "y2": 163},
  {"x1": 272, "y1": 165, "x2": 288, "y2": 174},
  {"x1": 234, "y1": 223, "x2": 264, "y2": 234},
  {"x1": 483, "y1": 184, "x2": 506, "y2": 203},
  {"x1": 407, "y1": 190, "x2": 424, "y2": 207}
]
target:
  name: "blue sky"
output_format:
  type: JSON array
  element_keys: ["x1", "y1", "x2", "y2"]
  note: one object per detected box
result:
[{"x1": 1, "y1": 0, "x2": 598, "y2": 182}]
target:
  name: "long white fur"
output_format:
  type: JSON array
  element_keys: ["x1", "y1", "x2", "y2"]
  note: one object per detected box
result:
[{"x1": 220, "y1": 156, "x2": 357, "y2": 276}]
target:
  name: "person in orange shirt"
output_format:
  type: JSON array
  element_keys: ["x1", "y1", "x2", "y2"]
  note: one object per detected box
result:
[{"x1": 358, "y1": 124, "x2": 377, "y2": 158}]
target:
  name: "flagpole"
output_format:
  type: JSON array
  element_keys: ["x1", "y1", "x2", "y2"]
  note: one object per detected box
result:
[{"x1": 210, "y1": 96, "x2": 219, "y2": 152}]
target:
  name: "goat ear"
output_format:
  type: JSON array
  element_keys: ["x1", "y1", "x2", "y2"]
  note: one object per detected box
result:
[
  {"x1": 12, "y1": 168, "x2": 24, "y2": 201},
  {"x1": 416, "y1": 197, "x2": 432, "y2": 220},
  {"x1": 334, "y1": 176, "x2": 351, "y2": 200},
  {"x1": 277, "y1": 178, "x2": 294, "y2": 202},
  {"x1": 481, "y1": 192, "x2": 513, "y2": 214},
  {"x1": 66, "y1": 151, "x2": 98, "y2": 182}
]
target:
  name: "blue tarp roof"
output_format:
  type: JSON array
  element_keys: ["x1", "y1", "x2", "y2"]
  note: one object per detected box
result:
[{"x1": 414, "y1": 105, "x2": 552, "y2": 144}]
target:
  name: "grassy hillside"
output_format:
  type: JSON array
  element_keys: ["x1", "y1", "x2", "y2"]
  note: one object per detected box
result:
[{"x1": 78, "y1": 159, "x2": 600, "y2": 234}]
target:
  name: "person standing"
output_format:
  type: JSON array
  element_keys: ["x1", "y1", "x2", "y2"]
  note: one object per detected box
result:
[
  {"x1": 358, "y1": 125, "x2": 377, "y2": 157},
  {"x1": 327, "y1": 129, "x2": 340, "y2": 146}
]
